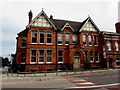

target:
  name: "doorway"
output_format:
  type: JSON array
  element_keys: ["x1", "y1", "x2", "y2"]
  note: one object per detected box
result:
[{"x1": 73, "y1": 52, "x2": 80, "y2": 70}]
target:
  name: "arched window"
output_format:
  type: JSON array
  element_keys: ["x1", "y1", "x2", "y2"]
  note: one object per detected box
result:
[
  {"x1": 115, "y1": 41, "x2": 119, "y2": 51},
  {"x1": 107, "y1": 41, "x2": 111, "y2": 51}
]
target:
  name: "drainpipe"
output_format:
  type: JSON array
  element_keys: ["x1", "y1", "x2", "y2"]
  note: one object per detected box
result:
[{"x1": 55, "y1": 30, "x2": 58, "y2": 71}]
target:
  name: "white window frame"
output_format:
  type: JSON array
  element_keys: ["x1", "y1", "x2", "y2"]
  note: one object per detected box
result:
[
  {"x1": 40, "y1": 32, "x2": 44, "y2": 44},
  {"x1": 31, "y1": 31, "x2": 37, "y2": 44},
  {"x1": 58, "y1": 34, "x2": 62, "y2": 45},
  {"x1": 90, "y1": 51, "x2": 94, "y2": 62},
  {"x1": 46, "y1": 32, "x2": 52, "y2": 44},
  {"x1": 39, "y1": 50, "x2": 44, "y2": 64},
  {"x1": 116, "y1": 58, "x2": 120, "y2": 66},
  {"x1": 30, "y1": 50, "x2": 37, "y2": 64},
  {"x1": 22, "y1": 37, "x2": 27, "y2": 47},
  {"x1": 65, "y1": 33, "x2": 70, "y2": 45},
  {"x1": 88, "y1": 35, "x2": 92, "y2": 46},
  {"x1": 82, "y1": 34, "x2": 87, "y2": 46},
  {"x1": 46, "y1": 50, "x2": 52, "y2": 63},
  {"x1": 72, "y1": 34, "x2": 76, "y2": 44},
  {"x1": 107, "y1": 41, "x2": 111, "y2": 51},
  {"x1": 95, "y1": 51, "x2": 99, "y2": 62},
  {"x1": 115, "y1": 41, "x2": 119, "y2": 51}
]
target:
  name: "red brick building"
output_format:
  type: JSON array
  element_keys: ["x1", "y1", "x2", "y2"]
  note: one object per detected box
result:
[{"x1": 14, "y1": 10, "x2": 120, "y2": 72}]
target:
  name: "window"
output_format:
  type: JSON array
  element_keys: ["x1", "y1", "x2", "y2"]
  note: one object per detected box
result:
[
  {"x1": 32, "y1": 31, "x2": 37, "y2": 43},
  {"x1": 47, "y1": 50, "x2": 52, "y2": 63},
  {"x1": 47, "y1": 32, "x2": 52, "y2": 43},
  {"x1": 21, "y1": 52, "x2": 26, "y2": 64},
  {"x1": 85, "y1": 51, "x2": 88, "y2": 60},
  {"x1": 65, "y1": 34, "x2": 70, "y2": 44},
  {"x1": 72, "y1": 34, "x2": 76, "y2": 44},
  {"x1": 40, "y1": 32, "x2": 44, "y2": 43},
  {"x1": 82, "y1": 35, "x2": 86, "y2": 45},
  {"x1": 95, "y1": 51, "x2": 99, "y2": 62},
  {"x1": 115, "y1": 41, "x2": 119, "y2": 51},
  {"x1": 58, "y1": 34, "x2": 62, "y2": 44},
  {"x1": 116, "y1": 58, "x2": 120, "y2": 66},
  {"x1": 88, "y1": 35, "x2": 92, "y2": 45},
  {"x1": 90, "y1": 51, "x2": 94, "y2": 62},
  {"x1": 94, "y1": 35, "x2": 98, "y2": 45},
  {"x1": 31, "y1": 50, "x2": 36, "y2": 63},
  {"x1": 39, "y1": 50, "x2": 44, "y2": 63},
  {"x1": 58, "y1": 50, "x2": 64, "y2": 63},
  {"x1": 22, "y1": 37, "x2": 26, "y2": 47},
  {"x1": 107, "y1": 41, "x2": 111, "y2": 51}
]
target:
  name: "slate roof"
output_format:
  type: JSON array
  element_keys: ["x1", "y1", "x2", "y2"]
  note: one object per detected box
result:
[
  {"x1": 18, "y1": 18, "x2": 88, "y2": 35},
  {"x1": 50, "y1": 18, "x2": 83, "y2": 31}
]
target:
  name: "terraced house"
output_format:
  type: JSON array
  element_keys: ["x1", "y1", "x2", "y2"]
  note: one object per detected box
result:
[{"x1": 14, "y1": 10, "x2": 120, "y2": 72}]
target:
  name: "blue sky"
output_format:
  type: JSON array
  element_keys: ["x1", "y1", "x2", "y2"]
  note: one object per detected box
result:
[{"x1": 0, "y1": 0, "x2": 119, "y2": 58}]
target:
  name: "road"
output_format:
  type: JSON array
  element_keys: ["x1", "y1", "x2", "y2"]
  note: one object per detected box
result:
[{"x1": 64, "y1": 69, "x2": 120, "y2": 90}]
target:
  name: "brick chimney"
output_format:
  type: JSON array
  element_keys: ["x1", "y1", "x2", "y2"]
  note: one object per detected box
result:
[
  {"x1": 115, "y1": 22, "x2": 120, "y2": 33},
  {"x1": 28, "y1": 10, "x2": 33, "y2": 24}
]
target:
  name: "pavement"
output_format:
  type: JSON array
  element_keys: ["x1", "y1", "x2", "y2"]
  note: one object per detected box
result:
[{"x1": 1, "y1": 69, "x2": 120, "y2": 89}]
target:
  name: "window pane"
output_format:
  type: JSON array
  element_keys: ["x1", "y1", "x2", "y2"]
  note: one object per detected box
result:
[
  {"x1": 32, "y1": 31, "x2": 37, "y2": 43},
  {"x1": 65, "y1": 34, "x2": 70, "y2": 44},
  {"x1": 90, "y1": 51, "x2": 93, "y2": 62},
  {"x1": 47, "y1": 50, "x2": 52, "y2": 62},
  {"x1": 82, "y1": 35, "x2": 86, "y2": 45},
  {"x1": 47, "y1": 32, "x2": 52, "y2": 43},
  {"x1": 115, "y1": 41, "x2": 119, "y2": 51},
  {"x1": 88, "y1": 35, "x2": 92, "y2": 45},
  {"x1": 21, "y1": 52, "x2": 26, "y2": 63},
  {"x1": 58, "y1": 34, "x2": 62, "y2": 44},
  {"x1": 107, "y1": 41, "x2": 111, "y2": 51},
  {"x1": 22, "y1": 37, "x2": 26, "y2": 47},
  {"x1": 72, "y1": 34, "x2": 76, "y2": 43},
  {"x1": 31, "y1": 50, "x2": 36, "y2": 62},
  {"x1": 58, "y1": 50, "x2": 63, "y2": 62},
  {"x1": 39, "y1": 50, "x2": 44, "y2": 62},
  {"x1": 94, "y1": 35, "x2": 97, "y2": 45},
  {"x1": 40, "y1": 32, "x2": 44, "y2": 43}
]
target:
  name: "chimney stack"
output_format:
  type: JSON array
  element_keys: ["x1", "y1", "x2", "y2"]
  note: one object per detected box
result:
[
  {"x1": 50, "y1": 15, "x2": 53, "y2": 19},
  {"x1": 28, "y1": 10, "x2": 33, "y2": 24},
  {"x1": 115, "y1": 22, "x2": 120, "y2": 33}
]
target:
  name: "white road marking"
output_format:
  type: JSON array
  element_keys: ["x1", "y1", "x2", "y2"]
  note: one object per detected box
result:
[
  {"x1": 76, "y1": 82, "x2": 95, "y2": 85},
  {"x1": 73, "y1": 80, "x2": 86, "y2": 81},
  {"x1": 68, "y1": 83, "x2": 120, "y2": 89}
]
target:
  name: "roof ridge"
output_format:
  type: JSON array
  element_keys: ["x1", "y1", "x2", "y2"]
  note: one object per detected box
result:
[{"x1": 50, "y1": 18, "x2": 81, "y2": 23}]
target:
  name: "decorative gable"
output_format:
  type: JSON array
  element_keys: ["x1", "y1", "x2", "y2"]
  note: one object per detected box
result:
[
  {"x1": 27, "y1": 10, "x2": 57, "y2": 29},
  {"x1": 80, "y1": 16, "x2": 100, "y2": 32},
  {"x1": 61, "y1": 23, "x2": 74, "y2": 32},
  {"x1": 31, "y1": 14, "x2": 52, "y2": 28}
]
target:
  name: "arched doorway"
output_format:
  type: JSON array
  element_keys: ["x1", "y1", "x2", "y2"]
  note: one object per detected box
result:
[
  {"x1": 109, "y1": 58, "x2": 114, "y2": 68},
  {"x1": 73, "y1": 52, "x2": 80, "y2": 70}
]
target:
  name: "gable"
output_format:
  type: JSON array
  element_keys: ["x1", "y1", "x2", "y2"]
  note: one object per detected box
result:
[
  {"x1": 82, "y1": 21, "x2": 96, "y2": 31},
  {"x1": 27, "y1": 10, "x2": 57, "y2": 29},
  {"x1": 61, "y1": 23, "x2": 74, "y2": 32},
  {"x1": 31, "y1": 14, "x2": 53, "y2": 28},
  {"x1": 80, "y1": 17, "x2": 100, "y2": 32}
]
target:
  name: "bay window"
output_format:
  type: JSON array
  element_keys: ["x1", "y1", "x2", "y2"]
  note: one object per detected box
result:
[
  {"x1": 72, "y1": 34, "x2": 76, "y2": 44},
  {"x1": 82, "y1": 34, "x2": 86, "y2": 45},
  {"x1": 65, "y1": 34, "x2": 70, "y2": 44},
  {"x1": 88, "y1": 35, "x2": 92, "y2": 45}
]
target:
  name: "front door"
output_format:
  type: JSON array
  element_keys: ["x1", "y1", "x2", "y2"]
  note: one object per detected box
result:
[{"x1": 74, "y1": 52, "x2": 80, "y2": 70}]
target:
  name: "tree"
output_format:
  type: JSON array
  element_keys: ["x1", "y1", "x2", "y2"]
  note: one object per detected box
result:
[
  {"x1": 1, "y1": 57, "x2": 10, "y2": 67},
  {"x1": 84, "y1": 56, "x2": 91, "y2": 70}
]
